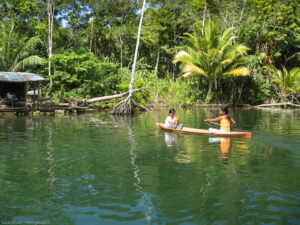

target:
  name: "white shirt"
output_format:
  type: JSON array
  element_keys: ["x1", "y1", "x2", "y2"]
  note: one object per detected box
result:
[{"x1": 165, "y1": 116, "x2": 177, "y2": 127}]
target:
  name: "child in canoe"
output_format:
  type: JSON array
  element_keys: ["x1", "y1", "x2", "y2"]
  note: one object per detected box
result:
[
  {"x1": 204, "y1": 106, "x2": 235, "y2": 133},
  {"x1": 165, "y1": 109, "x2": 184, "y2": 130}
]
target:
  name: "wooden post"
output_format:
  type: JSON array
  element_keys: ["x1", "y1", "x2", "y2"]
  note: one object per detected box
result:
[
  {"x1": 24, "y1": 83, "x2": 28, "y2": 112},
  {"x1": 37, "y1": 82, "x2": 40, "y2": 109},
  {"x1": 25, "y1": 83, "x2": 27, "y2": 99},
  {"x1": 34, "y1": 82, "x2": 37, "y2": 109}
]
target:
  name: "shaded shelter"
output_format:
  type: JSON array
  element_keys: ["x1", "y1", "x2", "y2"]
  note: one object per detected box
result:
[{"x1": 0, "y1": 72, "x2": 45, "y2": 108}]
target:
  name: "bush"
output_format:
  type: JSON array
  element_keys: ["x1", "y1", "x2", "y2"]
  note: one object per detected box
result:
[{"x1": 41, "y1": 51, "x2": 121, "y2": 99}]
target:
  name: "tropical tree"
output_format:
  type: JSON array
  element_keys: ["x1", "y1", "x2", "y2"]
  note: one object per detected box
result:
[
  {"x1": 272, "y1": 66, "x2": 300, "y2": 102},
  {"x1": 0, "y1": 20, "x2": 43, "y2": 72},
  {"x1": 45, "y1": 0, "x2": 55, "y2": 97},
  {"x1": 0, "y1": 0, "x2": 42, "y2": 72},
  {"x1": 11, "y1": 36, "x2": 43, "y2": 71},
  {"x1": 173, "y1": 22, "x2": 251, "y2": 103},
  {"x1": 111, "y1": 0, "x2": 147, "y2": 115},
  {"x1": 143, "y1": 0, "x2": 194, "y2": 78}
]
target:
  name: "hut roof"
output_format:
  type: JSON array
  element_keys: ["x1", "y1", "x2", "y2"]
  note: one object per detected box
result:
[{"x1": 0, "y1": 72, "x2": 45, "y2": 83}]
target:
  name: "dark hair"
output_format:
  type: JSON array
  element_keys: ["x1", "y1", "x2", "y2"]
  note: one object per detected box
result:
[
  {"x1": 169, "y1": 108, "x2": 176, "y2": 114},
  {"x1": 220, "y1": 106, "x2": 231, "y2": 120},
  {"x1": 220, "y1": 106, "x2": 229, "y2": 114}
]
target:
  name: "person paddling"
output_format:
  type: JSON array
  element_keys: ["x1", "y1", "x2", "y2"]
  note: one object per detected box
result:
[
  {"x1": 165, "y1": 109, "x2": 184, "y2": 130},
  {"x1": 204, "y1": 106, "x2": 235, "y2": 133}
]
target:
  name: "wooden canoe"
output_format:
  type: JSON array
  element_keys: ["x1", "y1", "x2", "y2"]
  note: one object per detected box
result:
[{"x1": 156, "y1": 123, "x2": 252, "y2": 139}]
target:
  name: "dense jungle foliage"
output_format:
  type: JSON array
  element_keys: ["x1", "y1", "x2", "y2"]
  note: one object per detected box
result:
[{"x1": 0, "y1": 0, "x2": 299, "y2": 105}]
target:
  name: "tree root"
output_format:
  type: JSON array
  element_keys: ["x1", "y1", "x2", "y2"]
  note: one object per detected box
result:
[{"x1": 110, "y1": 96, "x2": 149, "y2": 115}]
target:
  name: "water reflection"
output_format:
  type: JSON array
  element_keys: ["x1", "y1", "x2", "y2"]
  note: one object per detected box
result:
[
  {"x1": 164, "y1": 132, "x2": 179, "y2": 148},
  {"x1": 209, "y1": 137, "x2": 231, "y2": 161},
  {"x1": 109, "y1": 115, "x2": 153, "y2": 224},
  {"x1": 1, "y1": 109, "x2": 300, "y2": 224}
]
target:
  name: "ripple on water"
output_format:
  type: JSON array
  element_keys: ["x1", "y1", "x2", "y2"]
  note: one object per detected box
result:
[{"x1": 0, "y1": 109, "x2": 300, "y2": 225}]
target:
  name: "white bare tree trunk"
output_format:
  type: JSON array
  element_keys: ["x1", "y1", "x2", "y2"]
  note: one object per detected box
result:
[
  {"x1": 120, "y1": 35, "x2": 124, "y2": 69},
  {"x1": 202, "y1": 0, "x2": 207, "y2": 35},
  {"x1": 154, "y1": 48, "x2": 160, "y2": 76},
  {"x1": 110, "y1": 0, "x2": 148, "y2": 115},
  {"x1": 128, "y1": 0, "x2": 146, "y2": 98},
  {"x1": 46, "y1": 0, "x2": 54, "y2": 97},
  {"x1": 89, "y1": 18, "x2": 94, "y2": 52}
]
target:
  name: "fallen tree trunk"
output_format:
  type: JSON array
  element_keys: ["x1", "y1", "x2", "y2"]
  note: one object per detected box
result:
[
  {"x1": 254, "y1": 102, "x2": 300, "y2": 108},
  {"x1": 53, "y1": 102, "x2": 69, "y2": 107},
  {"x1": 87, "y1": 88, "x2": 144, "y2": 103}
]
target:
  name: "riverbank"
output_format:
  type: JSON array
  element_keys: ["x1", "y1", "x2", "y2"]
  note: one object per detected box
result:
[
  {"x1": 1, "y1": 102, "x2": 299, "y2": 117},
  {"x1": 0, "y1": 106, "x2": 95, "y2": 116}
]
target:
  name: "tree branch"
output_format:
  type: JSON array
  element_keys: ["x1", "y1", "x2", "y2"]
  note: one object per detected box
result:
[{"x1": 87, "y1": 88, "x2": 144, "y2": 103}]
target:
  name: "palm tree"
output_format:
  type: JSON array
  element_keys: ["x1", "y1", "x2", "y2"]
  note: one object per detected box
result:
[
  {"x1": 272, "y1": 66, "x2": 300, "y2": 102},
  {"x1": 11, "y1": 37, "x2": 43, "y2": 71},
  {"x1": 173, "y1": 22, "x2": 251, "y2": 103},
  {"x1": 0, "y1": 20, "x2": 43, "y2": 72}
]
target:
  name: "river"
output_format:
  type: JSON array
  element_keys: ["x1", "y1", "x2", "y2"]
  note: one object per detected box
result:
[{"x1": 0, "y1": 108, "x2": 299, "y2": 224}]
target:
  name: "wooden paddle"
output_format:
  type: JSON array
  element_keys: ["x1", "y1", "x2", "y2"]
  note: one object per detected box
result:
[{"x1": 205, "y1": 121, "x2": 253, "y2": 133}]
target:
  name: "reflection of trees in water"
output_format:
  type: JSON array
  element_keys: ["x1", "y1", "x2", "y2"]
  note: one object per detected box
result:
[
  {"x1": 0, "y1": 116, "x2": 74, "y2": 223},
  {"x1": 234, "y1": 108, "x2": 300, "y2": 136},
  {"x1": 110, "y1": 115, "x2": 152, "y2": 224},
  {"x1": 32, "y1": 117, "x2": 73, "y2": 223},
  {"x1": 1, "y1": 111, "x2": 299, "y2": 224},
  {"x1": 45, "y1": 118, "x2": 56, "y2": 198}
]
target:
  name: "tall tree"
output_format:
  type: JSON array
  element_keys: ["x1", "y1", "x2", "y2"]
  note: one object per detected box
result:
[
  {"x1": 272, "y1": 66, "x2": 300, "y2": 102},
  {"x1": 0, "y1": 0, "x2": 42, "y2": 72},
  {"x1": 45, "y1": 0, "x2": 55, "y2": 97},
  {"x1": 11, "y1": 37, "x2": 43, "y2": 71},
  {"x1": 111, "y1": 0, "x2": 147, "y2": 115},
  {"x1": 240, "y1": 0, "x2": 299, "y2": 66},
  {"x1": 141, "y1": 0, "x2": 193, "y2": 78},
  {"x1": 173, "y1": 22, "x2": 251, "y2": 103}
]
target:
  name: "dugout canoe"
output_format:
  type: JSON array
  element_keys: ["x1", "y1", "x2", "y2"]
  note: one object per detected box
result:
[{"x1": 156, "y1": 123, "x2": 252, "y2": 139}]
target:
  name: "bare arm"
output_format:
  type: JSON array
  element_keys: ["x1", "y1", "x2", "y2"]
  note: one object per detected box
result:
[
  {"x1": 168, "y1": 120, "x2": 174, "y2": 126},
  {"x1": 168, "y1": 116, "x2": 180, "y2": 126},
  {"x1": 231, "y1": 118, "x2": 236, "y2": 125},
  {"x1": 204, "y1": 116, "x2": 222, "y2": 122}
]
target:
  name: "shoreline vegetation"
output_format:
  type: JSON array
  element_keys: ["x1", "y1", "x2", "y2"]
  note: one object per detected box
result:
[
  {"x1": 0, "y1": 1, "x2": 299, "y2": 114},
  {"x1": 1, "y1": 97, "x2": 299, "y2": 117}
]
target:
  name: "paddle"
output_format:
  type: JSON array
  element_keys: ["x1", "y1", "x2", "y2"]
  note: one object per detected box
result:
[{"x1": 205, "y1": 121, "x2": 253, "y2": 133}]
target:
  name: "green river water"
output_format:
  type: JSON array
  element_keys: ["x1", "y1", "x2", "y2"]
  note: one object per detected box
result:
[{"x1": 0, "y1": 108, "x2": 299, "y2": 225}]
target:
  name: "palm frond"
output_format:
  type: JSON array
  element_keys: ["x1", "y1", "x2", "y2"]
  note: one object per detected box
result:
[
  {"x1": 219, "y1": 36, "x2": 235, "y2": 53},
  {"x1": 272, "y1": 78, "x2": 282, "y2": 84},
  {"x1": 227, "y1": 56, "x2": 251, "y2": 69},
  {"x1": 173, "y1": 50, "x2": 191, "y2": 64},
  {"x1": 221, "y1": 59, "x2": 233, "y2": 64},
  {"x1": 197, "y1": 50, "x2": 208, "y2": 56},
  {"x1": 174, "y1": 22, "x2": 251, "y2": 89},
  {"x1": 218, "y1": 27, "x2": 235, "y2": 46},
  {"x1": 12, "y1": 55, "x2": 43, "y2": 71},
  {"x1": 223, "y1": 67, "x2": 250, "y2": 76},
  {"x1": 235, "y1": 44, "x2": 250, "y2": 55},
  {"x1": 9, "y1": 36, "x2": 43, "y2": 71},
  {"x1": 290, "y1": 67, "x2": 300, "y2": 78},
  {"x1": 183, "y1": 63, "x2": 207, "y2": 77}
]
